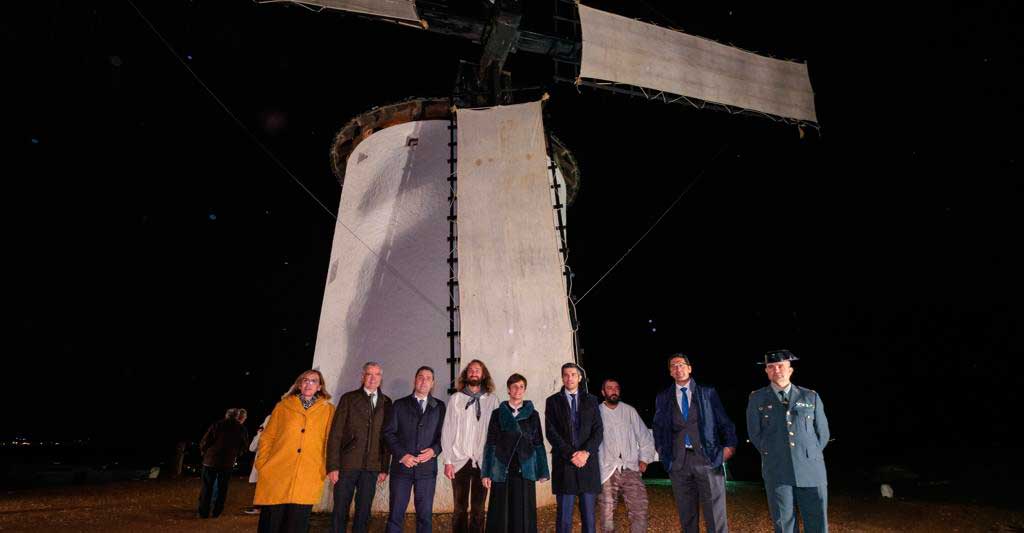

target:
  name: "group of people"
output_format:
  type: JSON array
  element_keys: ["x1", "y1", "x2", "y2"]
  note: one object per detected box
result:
[{"x1": 244, "y1": 348, "x2": 830, "y2": 533}]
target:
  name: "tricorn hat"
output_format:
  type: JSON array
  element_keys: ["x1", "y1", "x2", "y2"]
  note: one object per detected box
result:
[{"x1": 759, "y1": 349, "x2": 799, "y2": 365}]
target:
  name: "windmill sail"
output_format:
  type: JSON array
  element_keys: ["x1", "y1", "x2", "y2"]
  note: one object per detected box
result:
[
  {"x1": 578, "y1": 4, "x2": 817, "y2": 122},
  {"x1": 456, "y1": 101, "x2": 572, "y2": 511},
  {"x1": 262, "y1": 0, "x2": 419, "y2": 24}
]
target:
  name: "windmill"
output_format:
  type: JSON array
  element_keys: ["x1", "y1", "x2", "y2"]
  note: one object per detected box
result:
[{"x1": 256, "y1": 0, "x2": 818, "y2": 512}]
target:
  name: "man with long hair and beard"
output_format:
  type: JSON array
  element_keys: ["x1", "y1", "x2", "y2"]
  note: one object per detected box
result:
[{"x1": 441, "y1": 359, "x2": 500, "y2": 532}]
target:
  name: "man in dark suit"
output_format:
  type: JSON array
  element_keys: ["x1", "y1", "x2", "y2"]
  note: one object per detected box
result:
[
  {"x1": 653, "y1": 353, "x2": 737, "y2": 533},
  {"x1": 327, "y1": 361, "x2": 392, "y2": 533},
  {"x1": 546, "y1": 362, "x2": 603, "y2": 533},
  {"x1": 383, "y1": 366, "x2": 446, "y2": 533}
]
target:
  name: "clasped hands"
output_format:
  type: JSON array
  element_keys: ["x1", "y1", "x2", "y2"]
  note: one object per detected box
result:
[
  {"x1": 400, "y1": 448, "x2": 436, "y2": 468},
  {"x1": 570, "y1": 450, "x2": 590, "y2": 468}
]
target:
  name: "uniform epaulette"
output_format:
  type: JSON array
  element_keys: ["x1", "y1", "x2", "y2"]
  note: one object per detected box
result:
[{"x1": 749, "y1": 390, "x2": 759, "y2": 397}]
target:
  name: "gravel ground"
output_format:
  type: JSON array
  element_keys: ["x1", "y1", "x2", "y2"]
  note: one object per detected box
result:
[{"x1": 0, "y1": 477, "x2": 1020, "y2": 532}]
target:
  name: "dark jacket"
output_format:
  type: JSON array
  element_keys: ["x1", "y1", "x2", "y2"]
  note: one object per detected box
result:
[
  {"x1": 200, "y1": 418, "x2": 249, "y2": 470},
  {"x1": 653, "y1": 380, "x2": 738, "y2": 471},
  {"x1": 481, "y1": 401, "x2": 549, "y2": 483},
  {"x1": 383, "y1": 394, "x2": 446, "y2": 479},
  {"x1": 545, "y1": 389, "x2": 603, "y2": 495},
  {"x1": 326, "y1": 388, "x2": 393, "y2": 473}
]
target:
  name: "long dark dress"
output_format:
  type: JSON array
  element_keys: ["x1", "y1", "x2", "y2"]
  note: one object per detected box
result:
[
  {"x1": 481, "y1": 402, "x2": 548, "y2": 533},
  {"x1": 486, "y1": 453, "x2": 537, "y2": 533}
]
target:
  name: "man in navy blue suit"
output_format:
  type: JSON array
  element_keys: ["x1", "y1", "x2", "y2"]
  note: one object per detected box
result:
[
  {"x1": 383, "y1": 366, "x2": 446, "y2": 533},
  {"x1": 653, "y1": 354, "x2": 737, "y2": 533}
]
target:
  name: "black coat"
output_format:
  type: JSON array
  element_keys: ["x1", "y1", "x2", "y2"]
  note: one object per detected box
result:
[
  {"x1": 481, "y1": 401, "x2": 550, "y2": 482},
  {"x1": 199, "y1": 418, "x2": 249, "y2": 470},
  {"x1": 545, "y1": 389, "x2": 603, "y2": 495},
  {"x1": 383, "y1": 394, "x2": 446, "y2": 479}
]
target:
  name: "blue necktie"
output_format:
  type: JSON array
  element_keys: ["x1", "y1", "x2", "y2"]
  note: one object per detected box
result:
[
  {"x1": 570, "y1": 393, "x2": 579, "y2": 446},
  {"x1": 681, "y1": 387, "x2": 692, "y2": 448},
  {"x1": 419, "y1": 399, "x2": 425, "y2": 413}
]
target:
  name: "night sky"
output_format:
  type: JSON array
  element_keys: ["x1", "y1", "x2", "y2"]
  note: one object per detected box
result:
[{"x1": 6, "y1": 1, "x2": 1021, "y2": 488}]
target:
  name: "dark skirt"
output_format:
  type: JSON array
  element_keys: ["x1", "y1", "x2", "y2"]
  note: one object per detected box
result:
[{"x1": 485, "y1": 470, "x2": 537, "y2": 533}]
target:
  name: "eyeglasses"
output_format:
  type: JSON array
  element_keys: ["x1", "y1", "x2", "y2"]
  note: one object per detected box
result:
[{"x1": 301, "y1": 378, "x2": 321, "y2": 385}]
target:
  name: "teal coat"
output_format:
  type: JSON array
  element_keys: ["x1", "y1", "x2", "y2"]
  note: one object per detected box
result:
[
  {"x1": 746, "y1": 384, "x2": 830, "y2": 487},
  {"x1": 481, "y1": 401, "x2": 550, "y2": 483}
]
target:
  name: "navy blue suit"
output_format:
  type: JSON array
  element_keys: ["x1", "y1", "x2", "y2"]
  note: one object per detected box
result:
[
  {"x1": 653, "y1": 380, "x2": 737, "y2": 533},
  {"x1": 383, "y1": 394, "x2": 446, "y2": 533},
  {"x1": 653, "y1": 381, "x2": 738, "y2": 471}
]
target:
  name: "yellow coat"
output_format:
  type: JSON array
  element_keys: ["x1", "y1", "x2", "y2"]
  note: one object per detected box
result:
[{"x1": 254, "y1": 395, "x2": 335, "y2": 505}]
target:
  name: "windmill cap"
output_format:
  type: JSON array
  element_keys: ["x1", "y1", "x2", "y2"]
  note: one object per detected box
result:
[{"x1": 759, "y1": 349, "x2": 799, "y2": 365}]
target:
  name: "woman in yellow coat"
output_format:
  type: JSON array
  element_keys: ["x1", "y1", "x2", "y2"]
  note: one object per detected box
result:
[{"x1": 254, "y1": 369, "x2": 335, "y2": 532}]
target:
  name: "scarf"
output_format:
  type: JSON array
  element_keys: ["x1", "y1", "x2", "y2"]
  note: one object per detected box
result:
[
  {"x1": 298, "y1": 393, "x2": 317, "y2": 410},
  {"x1": 462, "y1": 387, "x2": 483, "y2": 420}
]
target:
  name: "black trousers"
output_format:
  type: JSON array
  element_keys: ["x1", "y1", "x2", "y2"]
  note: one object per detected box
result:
[
  {"x1": 452, "y1": 463, "x2": 486, "y2": 533},
  {"x1": 197, "y1": 465, "x2": 231, "y2": 518},
  {"x1": 258, "y1": 504, "x2": 313, "y2": 533},
  {"x1": 331, "y1": 469, "x2": 379, "y2": 533}
]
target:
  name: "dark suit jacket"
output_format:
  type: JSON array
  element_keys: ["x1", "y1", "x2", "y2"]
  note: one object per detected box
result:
[
  {"x1": 545, "y1": 388, "x2": 603, "y2": 495},
  {"x1": 383, "y1": 394, "x2": 446, "y2": 479},
  {"x1": 652, "y1": 380, "x2": 738, "y2": 471},
  {"x1": 326, "y1": 388, "x2": 392, "y2": 473}
]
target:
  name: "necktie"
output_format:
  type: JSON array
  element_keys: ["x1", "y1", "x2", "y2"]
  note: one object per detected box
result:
[
  {"x1": 779, "y1": 390, "x2": 789, "y2": 407},
  {"x1": 369, "y1": 393, "x2": 376, "y2": 408},
  {"x1": 419, "y1": 399, "x2": 425, "y2": 413},
  {"x1": 570, "y1": 393, "x2": 579, "y2": 446},
  {"x1": 681, "y1": 387, "x2": 692, "y2": 448}
]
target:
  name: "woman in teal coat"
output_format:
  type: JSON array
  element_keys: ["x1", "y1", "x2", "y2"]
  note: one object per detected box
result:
[{"x1": 481, "y1": 373, "x2": 550, "y2": 533}]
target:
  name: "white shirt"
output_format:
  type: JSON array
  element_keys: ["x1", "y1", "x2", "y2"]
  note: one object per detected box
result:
[
  {"x1": 441, "y1": 391, "x2": 499, "y2": 471},
  {"x1": 598, "y1": 402, "x2": 656, "y2": 484},
  {"x1": 414, "y1": 394, "x2": 429, "y2": 412},
  {"x1": 675, "y1": 380, "x2": 693, "y2": 414},
  {"x1": 364, "y1": 388, "x2": 378, "y2": 407}
]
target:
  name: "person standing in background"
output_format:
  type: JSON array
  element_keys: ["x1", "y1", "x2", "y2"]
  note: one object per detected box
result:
[{"x1": 197, "y1": 407, "x2": 250, "y2": 519}]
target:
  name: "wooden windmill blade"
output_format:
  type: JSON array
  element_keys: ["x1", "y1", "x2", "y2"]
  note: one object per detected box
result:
[
  {"x1": 573, "y1": 4, "x2": 818, "y2": 123},
  {"x1": 256, "y1": 0, "x2": 420, "y2": 24},
  {"x1": 258, "y1": 0, "x2": 817, "y2": 123}
]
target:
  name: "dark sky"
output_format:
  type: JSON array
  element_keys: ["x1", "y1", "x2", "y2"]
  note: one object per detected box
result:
[{"x1": 5, "y1": 1, "x2": 1021, "y2": 481}]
